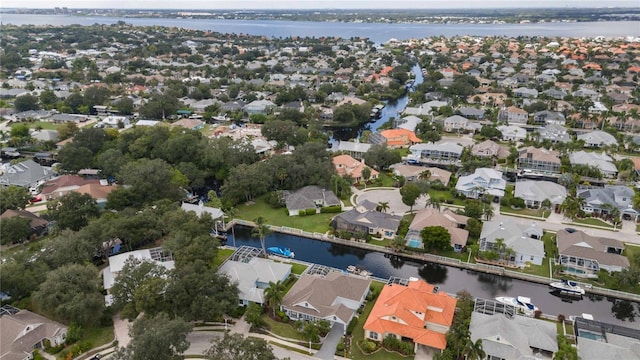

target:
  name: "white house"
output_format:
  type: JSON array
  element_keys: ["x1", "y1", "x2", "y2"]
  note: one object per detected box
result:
[
  {"x1": 497, "y1": 125, "x2": 526, "y2": 142},
  {"x1": 218, "y1": 257, "x2": 291, "y2": 306},
  {"x1": 479, "y1": 220, "x2": 545, "y2": 267},
  {"x1": 456, "y1": 168, "x2": 506, "y2": 199}
]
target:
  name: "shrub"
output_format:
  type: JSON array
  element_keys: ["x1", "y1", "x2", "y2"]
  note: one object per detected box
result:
[
  {"x1": 299, "y1": 209, "x2": 306, "y2": 216},
  {"x1": 382, "y1": 335, "x2": 414, "y2": 355},
  {"x1": 231, "y1": 305, "x2": 247, "y2": 318},
  {"x1": 500, "y1": 197, "x2": 511, "y2": 206},
  {"x1": 510, "y1": 197, "x2": 526, "y2": 208},
  {"x1": 358, "y1": 339, "x2": 377, "y2": 354},
  {"x1": 65, "y1": 324, "x2": 83, "y2": 345},
  {"x1": 346, "y1": 316, "x2": 358, "y2": 335},
  {"x1": 336, "y1": 338, "x2": 345, "y2": 352},
  {"x1": 305, "y1": 208, "x2": 317, "y2": 215},
  {"x1": 265, "y1": 190, "x2": 285, "y2": 208},
  {"x1": 320, "y1": 205, "x2": 342, "y2": 213},
  {"x1": 558, "y1": 314, "x2": 566, "y2": 322}
]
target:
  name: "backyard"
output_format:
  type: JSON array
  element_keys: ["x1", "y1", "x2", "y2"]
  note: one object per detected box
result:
[
  {"x1": 236, "y1": 195, "x2": 334, "y2": 234},
  {"x1": 213, "y1": 248, "x2": 235, "y2": 268},
  {"x1": 519, "y1": 232, "x2": 556, "y2": 278},
  {"x1": 427, "y1": 189, "x2": 465, "y2": 206},
  {"x1": 500, "y1": 206, "x2": 550, "y2": 219}
]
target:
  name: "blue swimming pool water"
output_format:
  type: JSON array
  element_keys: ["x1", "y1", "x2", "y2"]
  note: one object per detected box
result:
[
  {"x1": 565, "y1": 267, "x2": 586, "y2": 275},
  {"x1": 578, "y1": 330, "x2": 605, "y2": 342},
  {"x1": 407, "y1": 239, "x2": 422, "y2": 248}
]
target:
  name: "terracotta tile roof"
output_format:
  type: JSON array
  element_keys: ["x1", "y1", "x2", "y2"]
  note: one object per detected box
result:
[
  {"x1": 364, "y1": 279, "x2": 456, "y2": 350},
  {"x1": 379, "y1": 129, "x2": 421, "y2": 147},
  {"x1": 380, "y1": 66, "x2": 394, "y2": 76},
  {"x1": 75, "y1": 183, "x2": 118, "y2": 200},
  {"x1": 332, "y1": 154, "x2": 378, "y2": 180},
  {"x1": 41, "y1": 175, "x2": 96, "y2": 197}
]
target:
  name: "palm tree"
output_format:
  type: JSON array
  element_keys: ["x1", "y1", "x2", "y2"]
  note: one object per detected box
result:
[
  {"x1": 252, "y1": 216, "x2": 271, "y2": 257},
  {"x1": 430, "y1": 198, "x2": 442, "y2": 211},
  {"x1": 464, "y1": 338, "x2": 486, "y2": 360},
  {"x1": 494, "y1": 238, "x2": 506, "y2": 260},
  {"x1": 419, "y1": 169, "x2": 432, "y2": 182},
  {"x1": 376, "y1": 201, "x2": 390, "y2": 213},
  {"x1": 560, "y1": 195, "x2": 585, "y2": 221},
  {"x1": 483, "y1": 205, "x2": 494, "y2": 221},
  {"x1": 264, "y1": 280, "x2": 286, "y2": 318}
]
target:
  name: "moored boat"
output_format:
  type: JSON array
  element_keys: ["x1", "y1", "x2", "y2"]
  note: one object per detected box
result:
[
  {"x1": 495, "y1": 295, "x2": 539, "y2": 315},
  {"x1": 346, "y1": 265, "x2": 373, "y2": 277},
  {"x1": 267, "y1": 246, "x2": 295, "y2": 258},
  {"x1": 550, "y1": 279, "x2": 586, "y2": 295}
]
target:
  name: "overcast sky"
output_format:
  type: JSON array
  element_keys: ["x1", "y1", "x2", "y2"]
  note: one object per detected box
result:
[{"x1": 2, "y1": 0, "x2": 639, "y2": 9}]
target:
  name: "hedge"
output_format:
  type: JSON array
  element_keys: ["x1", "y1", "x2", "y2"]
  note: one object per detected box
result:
[
  {"x1": 382, "y1": 335, "x2": 414, "y2": 355},
  {"x1": 305, "y1": 208, "x2": 317, "y2": 215},
  {"x1": 320, "y1": 205, "x2": 342, "y2": 213},
  {"x1": 346, "y1": 316, "x2": 358, "y2": 335}
]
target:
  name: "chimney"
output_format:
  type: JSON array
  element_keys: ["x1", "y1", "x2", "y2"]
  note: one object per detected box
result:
[{"x1": 433, "y1": 286, "x2": 439, "y2": 294}]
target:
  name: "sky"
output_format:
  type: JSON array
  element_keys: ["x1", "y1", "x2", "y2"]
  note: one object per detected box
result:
[{"x1": 2, "y1": 0, "x2": 639, "y2": 9}]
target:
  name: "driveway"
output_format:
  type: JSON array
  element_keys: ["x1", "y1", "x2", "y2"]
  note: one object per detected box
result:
[
  {"x1": 314, "y1": 323, "x2": 344, "y2": 360},
  {"x1": 355, "y1": 188, "x2": 428, "y2": 215},
  {"x1": 185, "y1": 331, "x2": 222, "y2": 356}
]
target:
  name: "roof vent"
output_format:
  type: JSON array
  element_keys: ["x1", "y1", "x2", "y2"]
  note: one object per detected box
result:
[{"x1": 433, "y1": 286, "x2": 439, "y2": 293}]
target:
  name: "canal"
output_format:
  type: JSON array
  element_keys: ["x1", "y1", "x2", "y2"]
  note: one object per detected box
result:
[{"x1": 228, "y1": 226, "x2": 640, "y2": 328}]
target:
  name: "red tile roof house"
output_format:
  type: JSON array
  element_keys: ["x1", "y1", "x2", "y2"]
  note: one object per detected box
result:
[
  {"x1": 332, "y1": 154, "x2": 379, "y2": 184},
  {"x1": 364, "y1": 278, "x2": 457, "y2": 357}
]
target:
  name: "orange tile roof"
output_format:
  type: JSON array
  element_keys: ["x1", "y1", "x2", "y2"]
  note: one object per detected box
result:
[
  {"x1": 364, "y1": 279, "x2": 456, "y2": 350},
  {"x1": 332, "y1": 154, "x2": 379, "y2": 180},
  {"x1": 379, "y1": 129, "x2": 421, "y2": 146},
  {"x1": 380, "y1": 66, "x2": 394, "y2": 76}
]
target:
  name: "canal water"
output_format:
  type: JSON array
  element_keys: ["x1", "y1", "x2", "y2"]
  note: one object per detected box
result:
[{"x1": 228, "y1": 226, "x2": 640, "y2": 328}]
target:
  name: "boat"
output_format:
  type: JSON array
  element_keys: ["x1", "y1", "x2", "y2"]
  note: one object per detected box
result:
[
  {"x1": 569, "y1": 313, "x2": 594, "y2": 322},
  {"x1": 550, "y1": 279, "x2": 586, "y2": 295},
  {"x1": 370, "y1": 104, "x2": 385, "y2": 121},
  {"x1": 267, "y1": 246, "x2": 295, "y2": 258},
  {"x1": 495, "y1": 296, "x2": 539, "y2": 315},
  {"x1": 346, "y1": 265, "x2": 373, "y2": 277}
]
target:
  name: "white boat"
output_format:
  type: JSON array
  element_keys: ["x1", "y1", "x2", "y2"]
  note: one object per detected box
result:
[
  {"x1": 550, "y1": 279, "x2": 586, "y2": 295},
  {"x1": 346, "y1": 265, "x2": 373, "y2": 277},
  {"x1": 569, "y1": 313, "x2": 594, "y2": 322},
  {"x1": 495, "y1": 296, "x2": 539, "y2": 314}
]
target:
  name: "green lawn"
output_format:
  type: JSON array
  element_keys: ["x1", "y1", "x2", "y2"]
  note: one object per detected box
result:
[
  {"x1": 571, "y1": 218, "x2": 615, "y2": 229},
  {"x1": 82, "y1": 325, "x2": 115, "y2": 349},
  {"x1": 625, "y1": 244, "x2": 640, "y2": 266},
  {"x1": 500, "y1": 206, "x2": 550, "y2": 219},
  {"x1": 520, "y1": 233, "x2": 555, "y2": 278},
  {"x1": 291, "y1": 263, "x2": 308, "y2": 275},
  {"x1": 427, "y1": 189, "x2": 465, "y2": 206},
  {"x1": 351, "y1": 281, "x2": 411, "y2": 360},
  {"x1": 235, "y1": 196, "x2": 334, "y2": 233},
  {"x1": 213, "y1": 248, "x2": 235, "y2": 268},
  {"x1": 262, "y1": 315, "x2": 306, "y2": 341},
  {"x1": 636, "y1": 224, "x2": 640, "y2": 233},
  {"x1": 29, "y1": 121, "x2": 60, "y2": 130}
]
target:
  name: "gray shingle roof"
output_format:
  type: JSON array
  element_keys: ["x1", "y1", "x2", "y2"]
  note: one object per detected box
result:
[
  {"x1": 0, "y1": 159, "x2": 50, "y2": 187},
  {"x1": 335, "y1": 208, "x2": 402, "y2": 232},
  {"x1": 284, "y1": 185, "x2": 340, "y2": 211}
]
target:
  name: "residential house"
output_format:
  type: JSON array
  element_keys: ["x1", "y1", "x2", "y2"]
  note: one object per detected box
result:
[
  {"x1": 537, "y1": 124, "x2": 572, "y2": 143},
  {"x1": 577, "y1": 130, "x2": 618, "y2": 148},
  {"x1": 575, "y1": 318, "x2": 640, "y2": 360},
  {"x1": 533, "y1": 110, "x2": 566, "y2": 125},
  {"x1": 514, "y1": 180, "x2": 567, "y2": 210},
  {"x1": 332, "y1": 206, "x2": 402, "y2": 239},
  {"x1": 514, "y1": 87, "x2": 539, "y2": 98},
  {"x1": 31, "y1": 129, "x2": 59, "y2": 143},
  {"x1": 281, "y1": 272, "x2": 370, "y2": 333},
  {"x1": 543, "y1": 88, "x2": 566, "y2": 99},
  {"x1": 41, "y1": 175, "x2": 95, "y2": 200},
  {"x1": 569, "y1": 151, "x2": 618, "y2": 178},
  {"x1": 517, "y1": 146, "x2": 561, "y2": 174},
  {"x1": 181, "y1": 201, "x2": 224, "y2": 220},
  {"x1": 0, "y1": 209, "x2": 49, "y2": 239},
  {"x1": 497, "y1": 125, "x2": 526, "y2": 142},
  {"x1": 171, "y1": 118, "x2": 205, "y2": 130},
  {"x1": 370, "y1": 129, "x2": 421, "y2": 149},
  {"x1": 103, "y1": 247, "x2": 175, "y2": 305},
  {"x1": 498, "y1": 106, "x2": 529, "y2": 124},
  {"x1": 244, "y1": 100, "x2": 275, "y2": 115},
  {"x1": 101, "y1": 115, "x2": 130, "y2": 128},
  {"x1": 458, "y1": 107, "x2": 485, "y2": 119},
  {"x1": 470, "y1": 312, "x2": 558, "y2": 360},
  {"x1": 443, "y1": 115, "x2": 469, "y2": 132},
  {"x1": 333, "y1": 154, "x2": 379, "y2": 184},
  {"x1": 408, "y1": 142, "x2": 463, "y2": 164},
  {"x1": 456, "y1": 168, "x2": 506, "y2": 199},
  {"x1": 331, "y1": 140, "x2": 371, "y2": 160},
  {"x1": 395, "y1": 115, "x2": 423, "y2": 133},
  {"x1": 405, "y1": 208, "x2": 469, "y2": 251},
  {"x1": 471, "y1": 140, "x2": 510, "y2": 159},
  {"x1": 479, "y1": 220, "x2": 544, "y2": 267},
  {"x1": 0, "y1": 159, "x2": 52, "y2": 188},
  {"x1": 577, "y1": 185, "x2": 639, "y2": 221},
  {"x1": 218, "y1": 257, "x2": 291, "y2": 306},
  {"x1": 283, "y1": 185, "x2": 340, "y2": 216},
  {"x1": 0, "y1": 306, "x2": 68, "y2": 360},
  {"x1": 220, "y1": 100, "x2": 246, "y2": 112},
  {"x1": 556, "y1": 229, "x2": 629, "y2": 276},
  {"x1": 390, "y1": 164, "x2": 451, "y2": 185},
  {"x1": 363, "y1": 278, "x2": 456, "y2": 355}
]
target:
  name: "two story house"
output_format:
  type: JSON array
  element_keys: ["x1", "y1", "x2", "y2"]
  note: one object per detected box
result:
[
  {"x1": 517, "y1": 146, "x2": 561, "y2": 174},
  {"x1": 455, "y1": 168, "x2": 506, "y2": 199},
  {"x1": 408, "y1": 142, "x2": 463, "y2": 164}
]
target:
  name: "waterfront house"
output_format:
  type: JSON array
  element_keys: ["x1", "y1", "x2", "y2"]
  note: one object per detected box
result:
[
  {"x1": 395, "y1": 115, "x2": 423, "y2": 133},
  {"x1": 577, "y1": 130, "x2": 618, "y2": 148},
  {"x1": 283, "y1": 185, "x2": 340, "y2": 216},
  {"x1": 498, "y1": 106, "x2": 529, "y2": 124},
  {"x1": 455, "y1": 168, "x2": 506, "y2": 199},
  {"x1": 103, "y1": 248, "x2": 175, "y2": 305},
  {"x1": 332, "y1": 154, "x2": 379, "y2": 184},
  {"x1": 497, "y1": 125, "x2": 526, "y2": 142},
  {"x1": 556, "y1": 229, "x2": 629, "y2": 276},
  {"x1": 569, "y1": 151, "x2": 618, "y2": 178},
  {"x1": 390, "y1": 164, "x2": 451, "y2": 185},
  {"x1": 181, "y1": 201, "x2": 224, "y2": 220},
  {"x1": 244, "y1": 99, "x2": 275, "y2": 115},
  {"x1": 405, "y1": 208, "x2": 469, "y2": 251},
  {"x1": 0, "y1": 306, "x2": 68, "y2": 360},
  {"x1": 517, "y1": 146, "x2": 561, "y2": 174},
  {"x1": 577, "y1": 185, "x2": 639, "y2": 221},
  {"x1": 331, "y1": 140, "x2": 371, "y2": 159},
  {"x1": 281, "y1": 272, "x2": 370, "y2": 333},
  {"x1": 470, "y1": 312, "x2": 558, "y2": 359},
  {"x1": 363, "y1": 278, "x2": 456, "y2": 357},
  {"x1": 371, "y1": 129, "x2": 421, "y2": 149},
  {"x1": 408, "y1": 142, "x2": 463, "y2": 163},
  {"x1": 575, "y1": 318, "x2": 640, "y2": 360},
  {"x1": 218, "y1": 257, "x2": 291, "y2": 306},
  {"x1": 333, "y1": 205, "x2": 402, "y2": 240},
  {"x1": 514, "y1": 180, "x2": 566, "y2": 210},
  {"x1": 479, "y1": 220, "x2": 544, "y2": 267}
]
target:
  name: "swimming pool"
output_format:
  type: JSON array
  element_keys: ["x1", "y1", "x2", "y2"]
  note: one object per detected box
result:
[
  {"x1": 565, "y1": 267, "x2": 586, "y2": 275},
  {"x1": 578, "y1": 330, "x2": 605, "y2": 342},
  {"x1": 407, "y1": 239, "x2": 422, "y2": 248}
]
